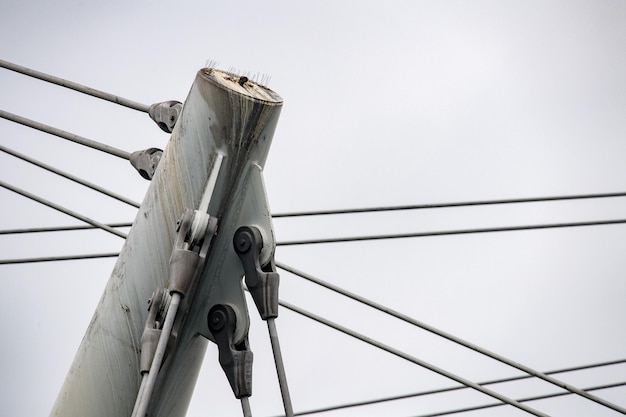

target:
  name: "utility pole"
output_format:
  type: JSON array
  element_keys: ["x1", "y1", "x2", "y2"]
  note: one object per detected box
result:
[{"x1": 50, "y1": 69, "x2": 283, "y2": 417}]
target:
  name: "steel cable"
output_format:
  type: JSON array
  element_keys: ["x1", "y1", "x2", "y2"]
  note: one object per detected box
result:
[
  {"x1": 279, "y1": 299, "x2": 550, "y2": 417},
  {"x1": 0, "y1": 109, "x2": 131, "y2": 159},
  {"x1": 272, "y1": 192, "x2": 626, "y2": 218},
  {"x1": 277, "y1": 262, "x2": 626, "y2": 414},
  {"x1": 0, "y1": 59, "x2": 150, "y2": 112}
]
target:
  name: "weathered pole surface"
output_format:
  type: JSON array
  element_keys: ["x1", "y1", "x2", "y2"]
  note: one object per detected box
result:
[{"x1": 50, "y1": 69, "x2": 282, "y2": 417}]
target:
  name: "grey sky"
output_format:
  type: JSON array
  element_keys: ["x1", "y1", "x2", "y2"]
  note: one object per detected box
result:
[{"x1": 1, "y1": 1, "x2": 625, "y2": 416}]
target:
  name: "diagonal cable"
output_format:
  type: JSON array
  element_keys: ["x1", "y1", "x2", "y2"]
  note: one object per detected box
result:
[
  {"x1": 410, "y1": 381, "x2": 626, "y2": 417},
  {"x1": 282, "y1": 358, "x2": 626, "y2": 416},
  {"x1": 277, "y1": 262, "x2": 626, "y2": 414},
  {"x1": 0, "y1": 59, "x2": 150, "y2": 112},
  {"x1": 0, "y1": 144, "x2": 140, "y2": 207},
  {"x1": 279, "y1": 299, "x2": 550, "y2": 417},
  {"x1": 0, "y1": 253, "x2": 120, "y2": 265},
  {"x1": 0, "y1": 223, "x2": 133, "y2": 235},
  {"x1": 0, "y1": 109, "x2": 131, "y2": 159},
  {"x1": 0, "y1": 180, "x2": 127, "y2": 239}
]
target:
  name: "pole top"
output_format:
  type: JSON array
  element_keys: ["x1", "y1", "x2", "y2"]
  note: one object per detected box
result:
[{"x1": 199, "y1": 68, "x2": 283, "y2": 104}]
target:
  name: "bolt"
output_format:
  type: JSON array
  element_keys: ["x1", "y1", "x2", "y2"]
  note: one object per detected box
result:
[
  {"x1": 238, "y1": 76, "x2": 248, "y2": 86},
  {"x1": 235, "y1": 231, "x2": 252, "y2": 253},
  {"x1": 208, "y1": 308, "x2": 227, "y2": 332}
]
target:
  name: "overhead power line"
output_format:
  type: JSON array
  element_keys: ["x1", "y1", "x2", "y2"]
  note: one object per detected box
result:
[
  {"x1": 0, "y1": 109, "x2": 131, "y2": 159},
  {"x1": 277, "y1": 262, "x2": 626, "y2": 414},
  {"x1": 271, "y1": 192, "x2": 626, "y2": 218},
  {"x1": 0, "y1": 180, "x2": 128, "y2": 239},
  {"x1": 3, "y1": 193, "x2": 624, "y2": 238},
  {"x1": 279, "y1": 299, "x2": 550, "y2": 417},
  {"x1": 0, "y1": 59, "x2": 150, "y2": 113},
  {"x1": 4, "y1": 216, "x2": 626, "y2": 249},
  {"x1": 285, "y1": 358, "x2": 626, "y2": 416},
  {"x1": 276, "y1": 218, "x2": 626, "y2": 246},
  {"x1": 0, "y1": 144, "x2": 140, "y2": 207}
]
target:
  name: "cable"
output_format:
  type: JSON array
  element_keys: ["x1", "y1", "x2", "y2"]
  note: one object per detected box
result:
[
  {"x1": 277, "y1": 262, "x2": 626, "y2": 414},
  {"x1": 241, "y1": 397, "x2": 253, "y2": 417},
  {"x1": 131, "y1": 293, "x2": 181, "y2": 417},
  {"x1": 282, "y1": 358, "x2": 626, "y2": 416},
  {"x1": 0, "y1": 144, "x2": 140, "y2": 207},
  {"x1": 0, "y1": 180, "x2": 127, "y2": 239},
  {"x1": 271, "y1": 192, "x2": 626, "y2": 218},
  {"x1": 411, "y1": 381, "x2": 626, "y2": 417},
  {"x1": 0, "y1": 109, "x2": 131, "y2": 159},
  {"x1": 0, "y1": 223, "x2": 133, "y2": 235},
  {"x1": 7, "y1": 218, "x2": 624, "y2": 244},
  {"x1": 278, "y1": 299, "x2": 550, "y2": 417},
  {"x1": 0, "y1": 253, "x2": 120, "y2": 265},
  {"x1": 267, "y1": 318, "x2": 295, "y2": 417},
  {"x1": 0, "y1": 59, "x2": 150, "y2": 113},
  {"x1": 276, "y1": 219, "x2": 626, "y2": 246}
]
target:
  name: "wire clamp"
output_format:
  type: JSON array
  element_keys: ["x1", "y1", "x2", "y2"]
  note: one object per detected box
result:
[
  {"x1": 130, "y1": 147, "x2": 163, "y2": 180},
  {"x1": 233, "y1": 226, "x2": 279, "y2": 320},
  {"x1": 139, "y1": 288, "x2": 171, "y2": 373},
  {"x1": 208, "y1": 304, "x2": 253, "y2": 399},
  {"x1": 149, "y1": 100, "x2": 183, "y2": 133},
  {"x1": 168, "y1": 209, "x2": 217, "y2": 297}
]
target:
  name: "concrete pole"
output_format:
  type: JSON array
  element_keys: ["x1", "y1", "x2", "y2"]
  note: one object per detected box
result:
[{"x1": 50, "y1": 69, "x2": 283, "y2": 417}]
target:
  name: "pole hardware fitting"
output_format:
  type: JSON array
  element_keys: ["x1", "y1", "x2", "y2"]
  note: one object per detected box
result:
[
  {"x1": 208, "y1": 304, "x2": 253, "y2": 399},
  {"x1": 169, "y1": 208, "x2": 218, "y2": 297},
  {"x1": 140, "y1": 288, "x2": 171, "y2": 374},
  {"x1": 130, "y1": 147, "x2": 163, "y2": 180},
  {"x1": 233, "y1": 226, "x2": 279, "y2": 320},
  {"x1": 149, "y1": 100, "x2": 183, "y2": 133}
]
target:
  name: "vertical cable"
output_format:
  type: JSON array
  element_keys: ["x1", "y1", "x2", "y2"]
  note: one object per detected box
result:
[
  {"x1": 267, "y1": 318, "x2": 294, "y2": 417},
  {"x1": 241, "y1": 396, "x2": 253, "y2": 417}
]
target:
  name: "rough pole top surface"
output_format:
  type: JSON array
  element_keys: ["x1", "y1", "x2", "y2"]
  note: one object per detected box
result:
[{"x1": 200, "y1": 68, "x2": 283, "y2": 104}]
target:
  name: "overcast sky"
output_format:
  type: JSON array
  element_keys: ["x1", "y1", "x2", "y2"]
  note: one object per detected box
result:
[{"x1": 1, "y1": 1, "x2": 626, "y2": 416}]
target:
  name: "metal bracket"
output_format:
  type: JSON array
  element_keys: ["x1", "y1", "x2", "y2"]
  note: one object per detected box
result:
[
  {"x1": 149, "y1": 100, "x2": 183, "y2": 133},
  {"x1": 130, "y1": 147, "x2": 163, "y2": 180},
  {"x1": 233, "y1": 226, "x2": 279, "y2": 320},
  {"x1": 168, "y1": 209, "x2": 217, "y2": 297},
  {"x1": 208, "y1": 304, "x2": 253, "y2": 399},
  {"x1": 139, "y1": 288, "x2": 171, "y2": 374}
]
